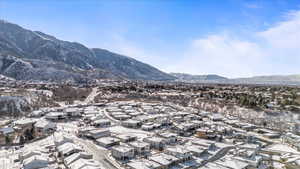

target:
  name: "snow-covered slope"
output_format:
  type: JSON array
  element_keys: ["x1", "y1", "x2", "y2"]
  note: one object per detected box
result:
[{"x1": 0, "y1": 20, "x2": 174, "y2": 82}]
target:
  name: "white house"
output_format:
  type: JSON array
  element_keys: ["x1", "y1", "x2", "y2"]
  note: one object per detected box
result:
[
  {"x1": 158, "y1": 132, "x2": 177, "y2": 144},
  {"x1": 111, "y1": 145, "x2": 135, "y2": 160},
  {"x1": 92, "y1": 119, "x2": 111, "y2": 127},
  {"x1": 34, "y1": 120, "x2": 56, "y2": 136},
  {"x1": 95, "y1": 137, "x2": 120, "y2": 148},
  {"x1": 64, "y1": 152, "x2": 93, "y2": 166},
  {"x1": 165, "y1": 145, "x2": 193, "y2": 162},
  {"x1": 57, "y1": 142, "x2": 83, "y2": 157},
  {"x1": 122, "y1": 119, "x2": 142, "y2": 128},
  {"x1": 143, "y1": 137, "x2": 166, "y2": 150},
  {"x1": 129, "y1": 141, "x2": 151, "y2": 155},
  {"x1": 116, "y1": 134, "x2": 137, "y2": 143},
  {"x1": 127, "y1": 159, "x2": 162, "y2": 169},
  {"x1": 87, "y1": 129, "x2": 110, "y2": 139},
  {"x1": 45, "y1": 112, "x2": 66, "y2": 121},
  {"x1": 148, "y1": 153, "x2": 179, "y2": 168}
]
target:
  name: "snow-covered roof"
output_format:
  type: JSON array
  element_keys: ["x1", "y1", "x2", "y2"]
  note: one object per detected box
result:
[
  {"x1": 64, "y1": 152, "x2": 93, "y2": 166},
  {"x1": 57, "y1": 142, "x2": 82, "y2": 155},
  {"x1": 148, "y1": 153, "x2": 178, "y2": 166},
  {"x1": 69, "y1": 158, "x2": 101, "y2": 169},
  {"x1": 127, "y1": 159, "x2": 161, "y2": 169},
  {"x1": 23, "y1": 155, "x2": 49, "y2": 169},
  {"x1": 0, "y1": 127, "x2": 14, "y2": 135}
]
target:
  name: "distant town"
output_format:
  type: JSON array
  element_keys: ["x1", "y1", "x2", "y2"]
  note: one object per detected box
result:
[{"x1": 1, "y1": 80, "x2": 300, "y2": 169}]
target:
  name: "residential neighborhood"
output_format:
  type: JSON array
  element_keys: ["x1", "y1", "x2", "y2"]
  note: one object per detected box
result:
[{"x1": 1, "y1": 88, "x2": 300, "y2": 169}]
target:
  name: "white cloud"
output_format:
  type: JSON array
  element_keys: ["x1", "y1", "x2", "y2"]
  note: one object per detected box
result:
[
  {"x1": 258, "y1": 10, "x2": 300, "y2": 49},
  {"x1": 102, "y1": 34, "x2": 170, "y2": 70},
  {"x1": 104, "y1": 34, "x2": 150, "y2": 61},
  {"x1": 244, "y1": 2, "x2": 262, "y2": 9},
  {"x1": 170, "y1": 34, "x2": 266, "y2": 78},
  {"x1": 92, "y1": 10, "x2": 300, "y2": 78},
  {"x1": 169, "y1": 10, "x2": 300, "y2": 78}
]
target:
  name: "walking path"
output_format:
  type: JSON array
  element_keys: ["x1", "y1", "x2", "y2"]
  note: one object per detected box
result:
[{"x1": 84, "y1": 87, "x2": 99, "y2": 104}]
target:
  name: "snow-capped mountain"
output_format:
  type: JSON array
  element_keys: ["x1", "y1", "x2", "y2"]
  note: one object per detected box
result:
[{"x1": 0, "y1": 20, "x2": 174, "y2": 82}]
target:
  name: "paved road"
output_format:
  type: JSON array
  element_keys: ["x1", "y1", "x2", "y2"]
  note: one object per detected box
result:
[
  {"x1": 103, "y1": 109, "x2": 121, "y2": 124},
  {"x1": 208, "y1": 146, "x2": 235, "y2": 162}
]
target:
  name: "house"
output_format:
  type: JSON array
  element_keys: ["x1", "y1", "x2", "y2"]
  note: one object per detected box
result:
[
  {"x1": 195, "y1": 128, "x2": 208, "y2": 139},
  {"x1": 158, "y1": 132, "x2": 177, "y2": 144},
  {"x1": 165, "y1": 145, "x2": 193, "y2": 162},
  {"x1": 45, "y1": 112, "x2": 66, "y2": 121},
  {"x1": 115, "y1": 114, "x2": 131, "y2": 120},
  {"x1": 0, "y1": 127, "x2": 14, "y2": 145},
  {"x1": 111, "y1": 145, "x2": 135, "y2": 160},
  {"x1": 263, "y1": 132, "x2": 281, "y2": 139},
  {"x1": 87, "y1": 129, "x2": 110, "y2": 139},
  {"x1": 68, "y1": 158, "x2": 102, "y2": 169},
  {"x1": 54, "y1": 133, "x2": 74, "y2": 147},
  {"x1": 30, "y1": 110, "x2": 45, "y2": 117},
  {"x1": 214, "y1": 157, "x2": 250, "y2": 169},
  {"x1": 13, "y1": 119, "x2": 36, "y2": 133},
  {"x1": 0, "y1": 127, "x2": 14, "y2": 135},
  {"x1": 233, "y1": 148, "x2": 262, "y2": 168},
  {"x1": 173, "y1": 122, "x2": 198, "y2": 136},
  {"x1": 127, "y1": 159, "x2": 162, "y2": 169},
  {"x1": 208, "y1": 114, "x2": 224, "y2": 121},
  {"x1": 64, "y1": 152, "x2": 93, "y2": 166},
  {"x1": 148, "y1": 153, "x2": 179, "y2": 168},
  {"x1": 186, "y1": 145, "x2": 209, "y2": 157},
  {"x1": 84, "y1": 110, "x2": 100, "y2": 117},
  {"x1": 95, "y1": 137, "x2": 120, "y2": 148},
  {"x1": 143, "y1": 137, "x2": 166, "y2": 150},
  {"x1": 116, "y1": 134, "x2": 137, "y2": 143},
  {"x1": 136, "y1": 115, "x2": 153, "y2": 123},
  {"x1": 34, "y1": 120, "x2": 56, "y2": 136},
  {"x1": 192, "y1": 139, "x2": 218, "y2": 151},
  {"x1": 77, "y1": 127, "x2": 96, "y2": 137},
  {"x1": 22, "y1": 155, "x2": 54, "y2": 169},
  {"x1": 20, "y1": 149, "x2": 48, "y2": 161},
  {"x1": 142, "y1": 123, "x2": 156, "y2": 131},
  {"x1": 92, "y1": 119, "x2": 111, "y2": 127},
  {"x1": 57, "y1": 142, "x2": 83, "y2": 157},
  {"x1": 122, "y1": 119, "x2": 142, "y2": 128},
  {"x1": 64, "y1": 107, "x2": 83, "y2": 117},
  {"x1": 129, "y1": 141, "x2": 151, "y2": 155}
]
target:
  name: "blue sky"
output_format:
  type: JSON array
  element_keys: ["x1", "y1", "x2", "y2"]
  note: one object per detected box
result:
[{"x1": 1, "y1": 0, "x2": 300, "y2": 78}]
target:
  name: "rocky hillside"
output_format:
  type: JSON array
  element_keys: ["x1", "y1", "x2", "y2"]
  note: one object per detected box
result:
[
  {"x1": 170, "y1": 73, "x2": 228, "y2": 82},
  {"x1": 233, "y1": 75, "x2": 300, "y2": 85},
  {"x1": 172, "y1": 72, "x2": 300, "y2": 85},
  {"x1": 0, "y1": 20, "x2": 174, "y2": 82}
]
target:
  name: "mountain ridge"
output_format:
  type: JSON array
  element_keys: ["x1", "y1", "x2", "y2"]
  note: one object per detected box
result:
[
  {"x1": 170, "y1": 73, "x2": 228, "y2": 81},
  {"x1": 0, "y1": 20, "x2": 175, "y2": 82},
  {"x1": 171, "y1": 72, "x2": 300, "y2": 85}
]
